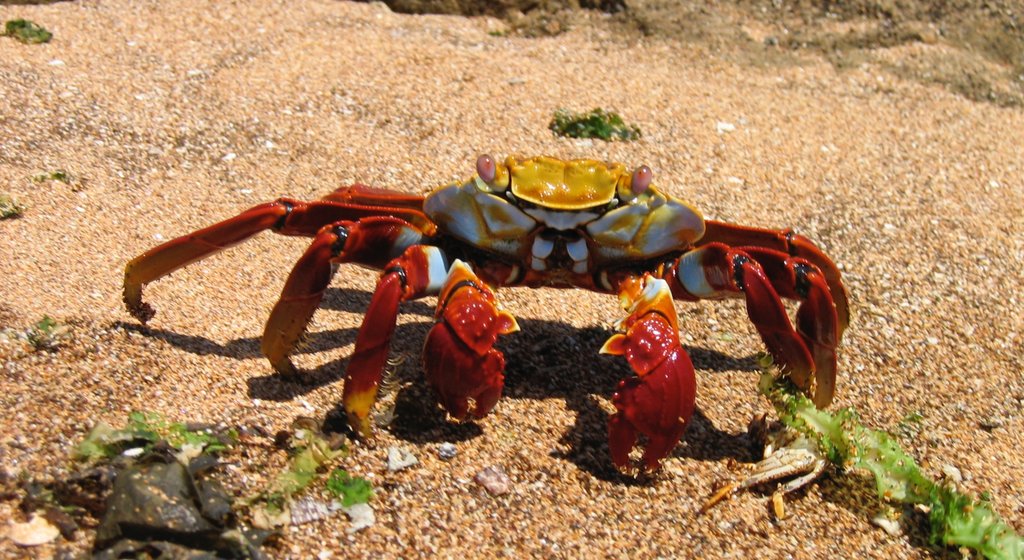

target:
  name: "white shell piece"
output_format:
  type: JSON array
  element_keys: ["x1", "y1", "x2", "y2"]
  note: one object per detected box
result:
[{"x1": 531, "y1": 236, "x2": 555, "y2": 259}]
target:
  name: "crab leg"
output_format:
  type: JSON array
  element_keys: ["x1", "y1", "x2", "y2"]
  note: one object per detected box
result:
[
  {"x1": 123, "y1": 194, "x2": 433, "y2": 323},
  {"x1": 700, "y1": 220, "x2": 849, "y2": 334},
  {"x1": 667, "y1": 242, "x2": 839, "y2": 407},
  {"x1": 340, "y1": 245, "x2": 452, "y2": 436},
  {"x1": 262, "y1": 216, "x2": 427, "y2": 376},
  {"x1": 601, "y1": 276, "x2": 697, "y2": 472}
]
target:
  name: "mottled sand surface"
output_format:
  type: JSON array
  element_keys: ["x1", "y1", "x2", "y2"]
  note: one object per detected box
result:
[{"x1": 1, "y1": 1, "x2": 1022, "y2": 558}]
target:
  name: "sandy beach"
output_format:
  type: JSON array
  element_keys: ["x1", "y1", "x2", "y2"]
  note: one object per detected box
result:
[{"x1": 1, "y1": 1, "x2": 1022, "y2": 557}]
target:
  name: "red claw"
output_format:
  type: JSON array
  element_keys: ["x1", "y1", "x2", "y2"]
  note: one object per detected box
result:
[
  {"x1": 603, "y1": 283, "x2": 697, "y2": 472},
  {"x1": 422, "y1": 262, "x2": 517, "y2": 420},
  {"x1": 423, "y1": 319, "x2": 506, "y2": 420}
]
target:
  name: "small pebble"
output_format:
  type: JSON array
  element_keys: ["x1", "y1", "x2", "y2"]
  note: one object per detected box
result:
[
  {"x1": 4, "y1": 515, "x2": 60, "y2": 547},
  {"x1": 341, "y1": 503, "x2": 375, "y2": 533},
  {"x1": 291, "y1": 497, "x2": 334, "y2": 525},
  {"x1": 941, "y1": 464, "x2": 963, "y2": 483},
  {"x1": 438, "y1": 442, "x2": 457, "y2": 460},
  {"x1": 387, "y1": 446, "x2": 418, "y2": 472},
  {"x1": 474, "y1": 466, "x2": 511, "y2": 496},
  {"x1": 871, "y1": 513, "x2": 902, "y2": 537}
]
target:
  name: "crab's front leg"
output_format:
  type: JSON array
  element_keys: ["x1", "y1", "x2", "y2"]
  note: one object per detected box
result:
[
  {"x1": 601, "y1": 276, "x2": 697, "y2": 473},
  {"x1": 341, "y1": 250, "x2": 518, "y2": 436},
  {"x1": 341, "y1": 245, "x2": 450, "y2": 436}
]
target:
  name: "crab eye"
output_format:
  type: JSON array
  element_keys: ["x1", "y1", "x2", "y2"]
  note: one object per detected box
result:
[
  {"x1": 476, "y1": 154, "x2": 497, "y2": 183},
  {"x1": 631, "y1": 165, "x2": 653, "y2": 195}
]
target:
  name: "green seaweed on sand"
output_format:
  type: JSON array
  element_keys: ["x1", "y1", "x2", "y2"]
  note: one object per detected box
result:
[
  {"x1": 758, "y1": 355, "x2": 1023, "y2": 560},
  {"x1": 3, "y1": 19, "x2": 52, "y2": 44},
  {"x1": 549, "y1": 108, "x2": 642, "y2": 141}
]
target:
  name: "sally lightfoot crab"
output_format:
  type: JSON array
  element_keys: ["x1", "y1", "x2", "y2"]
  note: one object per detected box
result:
[{"x1": 124, "y1": 155, "x2": 849, "y2": 473}]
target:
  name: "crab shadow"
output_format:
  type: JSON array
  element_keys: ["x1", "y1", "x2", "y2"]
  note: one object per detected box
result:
[{"x1": 120, "y1": 287, "x2": 764, "y2": 475}]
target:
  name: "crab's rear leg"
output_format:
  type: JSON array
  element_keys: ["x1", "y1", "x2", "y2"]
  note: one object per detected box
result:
[
  {"x1": 123, "y1": 196, "x2": 432, "y2": 323},
  {"x1": 667, "y1": 243, "x2": 839, "y2": 407},
  {"x1": 700, "y1": 220, "x2": 849, "y2": 335},
  {"x1": 601, "y1": 276, "x2": 697, "y2": 472}
]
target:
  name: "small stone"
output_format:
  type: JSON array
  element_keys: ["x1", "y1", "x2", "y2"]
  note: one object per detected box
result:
[
  {"x1": 438, "y1": 442, "x2": 457, "y2": 461},
  {"x1": 716, "y1": 121, "x2": 736, "y2": 133},
  {"x1": 474, "y1": 466, "x2": 511, "y2": 496},
  {"x1": 4, "y1": 515, "x2": 60, "y2": 546},
  {"x1": 291, "y1": 497, "x2": 334, "y2": 525},
  {"x1": 871, "y1": 513, "x2": 902, "y2": 537},
  {"x1": 341, "y1": 502, "x2": 374, "y2": 533},
  {"x1": 941, "y1": 464, "x2": 963, "y2": 483},
  {"x1": 386, "y1": 447, "x2": 418, "y2": 472}
]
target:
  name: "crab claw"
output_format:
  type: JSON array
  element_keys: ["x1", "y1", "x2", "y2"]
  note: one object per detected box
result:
[
  {"x1": 602, "y1": 278, "x2": 696, "y2": 472},
  {"x1": 422, "y1": 261, "x2": 518, "y2": 420}
]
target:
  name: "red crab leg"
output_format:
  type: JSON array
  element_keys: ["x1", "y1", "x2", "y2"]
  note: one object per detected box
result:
[
  {"x1": 667, "y1": 242, "x2": 839, "y2": 407},
  {"x1": 123, "y1": 194, "x2": 434, "y2": 322},
  {"x1": 699, "y1": 220, "x2": 849, "y2": 335},
  {"x1": 261, "y1": 216, "x2": 427, "y2": 375},
  {"x1": 601, "y1": 276, "x2": 697, "y2": 472},
  {"x1": 341, "y1": 245, "x2": 452, "y2": 437},
  {"x1": 422, "y1": 261, "x2": 518, "y2": 421}
]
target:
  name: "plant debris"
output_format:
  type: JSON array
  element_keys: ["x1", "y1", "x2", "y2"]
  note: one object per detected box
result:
[
  {"x1": 757, "y1": 356, "x2": 1023, "y2": 560},
  {"x1": 26, "y1": 316, "x2": 70, "y2": 351},
  {"x1": 549, "y1": 108, "x2": 642, "y2": 141},
  {"x1": 10, "y1": 412, "x2": 270, "y2": 557},
  {"x1": 3, "y1": 19, "x2": 52, "y2": 44},
  {"x1": 326, "y1": 469, "x2": 373, "y2": 507},
  {"x1": 248, "y1": 419, "x2": 346, "y2": 529},
  {"x1": 74, "y1": 410, "x2": 235, "y2": 464},
  {"x1": 0, "y1": 194, "x2": 25, "y2": 219}
]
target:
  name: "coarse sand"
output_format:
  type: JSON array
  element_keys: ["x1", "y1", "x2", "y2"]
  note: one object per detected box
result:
[{"x1": 1, "y1": 1, "x2": 1022, "y2": 558}]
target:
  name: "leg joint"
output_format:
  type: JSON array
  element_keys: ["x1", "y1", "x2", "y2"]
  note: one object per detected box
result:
[
  {"x1": 383, "y1": 264, "x2": 408, "y2": 289},
  {"x1": 330, "y1": 224, "x2": 349, "y2": 255},
  {"x1": 731, "y1": 253, "x2": 751, "y2": 290},
  {"x1": 272, "y1": 200, "x2": 295, "y2": 231},
  {"x1": 793, "y1": 262, "x2": 813, "y2": 297}
]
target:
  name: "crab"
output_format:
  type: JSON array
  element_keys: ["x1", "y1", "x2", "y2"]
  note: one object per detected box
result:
[
  {"x1": 701, "y1": 414, "x2": 829, "y2": 518},
  {"x1": 124, "y1": 155, "x2": 849, "y2": 473}
]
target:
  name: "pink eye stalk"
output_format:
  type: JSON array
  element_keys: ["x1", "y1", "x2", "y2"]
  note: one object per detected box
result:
[
  {"x1": 631, "y1": 165, "x2": 652, "y2": 195},
  {"x1": 476, "y1": 154, "x2": 497, "y2": 183}
]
